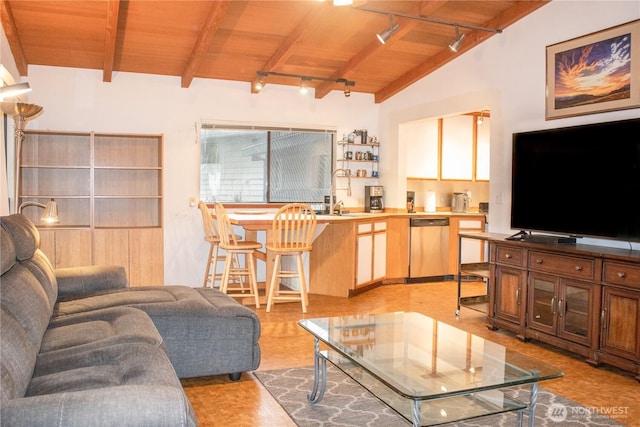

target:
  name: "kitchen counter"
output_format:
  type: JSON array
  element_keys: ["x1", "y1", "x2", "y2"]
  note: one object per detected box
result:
[{"x1": 227, "y1": 209, "x2": 486, "y2": 299}]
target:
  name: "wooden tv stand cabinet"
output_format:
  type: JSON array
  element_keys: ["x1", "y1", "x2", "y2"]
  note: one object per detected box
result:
[{"x1": 479, "y1": 233, "x2": 640, "y2": 380}]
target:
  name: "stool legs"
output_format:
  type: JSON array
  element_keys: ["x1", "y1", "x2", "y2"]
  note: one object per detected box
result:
[
  {"x1": 220, "y1": 250, "x2": 260, "y2": 308},
  {"x1": 203, "y1": 241, "x2": 220, "y2": 288},
  {"x1": 267, "y1": 252, "x2": 308, "y2": 313}
]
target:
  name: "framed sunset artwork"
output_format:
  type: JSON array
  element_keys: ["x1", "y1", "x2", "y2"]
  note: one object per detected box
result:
[{"x1": 546, "y1": 20, "x2": 640, "y2": 120}]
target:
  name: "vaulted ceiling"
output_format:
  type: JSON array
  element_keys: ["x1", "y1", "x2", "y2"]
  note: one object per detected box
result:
[{"x1": 1, "y1": 0, "x2": 549, "y2": 103}]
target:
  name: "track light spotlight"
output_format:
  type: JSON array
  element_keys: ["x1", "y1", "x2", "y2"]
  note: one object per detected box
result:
[
  {"x1": 449, "y1": 25, "x2": 465, "y2": 53},
  {"x1": 254, "y1": 79, "x2": 264, "y2": 92},
  {"x1": 299, "y1": 78, "x2": 309, "y2": 94},
  {"x1": 376, "y1": 15, "x2": 399, "y2": 44}
]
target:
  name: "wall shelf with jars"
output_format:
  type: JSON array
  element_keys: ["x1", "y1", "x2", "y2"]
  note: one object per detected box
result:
[{"x1": 337, "y1": 136, "x2": 380, "y2": 179}]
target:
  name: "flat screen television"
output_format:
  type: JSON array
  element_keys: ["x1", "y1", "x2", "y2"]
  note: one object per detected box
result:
[{"x1": 511, "y1": 117, "x2": 640, "y2": 243}]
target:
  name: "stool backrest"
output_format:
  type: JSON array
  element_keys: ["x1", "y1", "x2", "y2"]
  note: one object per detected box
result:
[
  {"x1": 198, "y1": 201, "x2": 219, "y2": 241},
  {"x1": 214, "y1": 202, "x2": 239, "y2": 246},
  {"x1": 271, "y1": 203, "x2": 317, "y2": 250}
]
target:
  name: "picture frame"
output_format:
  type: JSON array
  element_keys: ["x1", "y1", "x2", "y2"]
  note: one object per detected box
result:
[{"x1": 546, "y1": 19, "x2": 640, "y2": 120}]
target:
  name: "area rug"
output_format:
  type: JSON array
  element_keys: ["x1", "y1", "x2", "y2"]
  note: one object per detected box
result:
[{"x1": 255, "y1": 365, "x2": 625, "y2": 427}]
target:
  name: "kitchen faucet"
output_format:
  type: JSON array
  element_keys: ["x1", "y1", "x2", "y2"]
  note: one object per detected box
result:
[{"x1": 330, "y1": 169, "x2": 352, "y2": 215}]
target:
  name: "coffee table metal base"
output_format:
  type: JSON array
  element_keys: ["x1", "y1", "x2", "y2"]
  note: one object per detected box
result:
[{"x1": 307, "y1": 337, "x2": 537, "y2": 427}]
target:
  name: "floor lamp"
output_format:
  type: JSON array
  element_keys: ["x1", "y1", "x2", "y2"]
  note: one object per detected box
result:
[{"x1": 0, "y1": 102, "x2": 44, "y2": 214}]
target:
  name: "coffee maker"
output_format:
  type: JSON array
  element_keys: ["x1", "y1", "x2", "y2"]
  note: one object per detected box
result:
[{"x1": 365, "y1": 186, "x2": 384, "y2": 213}]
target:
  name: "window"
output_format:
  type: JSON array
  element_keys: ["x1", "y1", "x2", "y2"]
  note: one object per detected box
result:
[{"x1": 200, "y1": 125, "x2": 334, "y2": 203}]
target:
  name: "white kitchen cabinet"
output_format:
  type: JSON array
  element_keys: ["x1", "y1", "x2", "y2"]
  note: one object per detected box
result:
[
  {"x1": 404, "y1": 113, "x2": 489, "y2": 181},
  {"x1": 356, "y1": 221, "x2": 387, "y2": 287},
  {"x1": 476, "y1": 116, "x2": 490, "y2": 181},
  {"x1": 442, "y1": 115, "x2": 474, "y2": 180},
  {"x1": 402, "y1": 118, "x2": 439, "y2": 179}
]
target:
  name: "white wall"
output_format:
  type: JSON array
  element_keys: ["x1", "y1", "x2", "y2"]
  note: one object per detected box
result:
[
  {"x1": 379, "y1": 0, "x2": 640, "y2": 250},
  {"x1": 15, "y1": 66, "x2": 379, "y2": 285}
]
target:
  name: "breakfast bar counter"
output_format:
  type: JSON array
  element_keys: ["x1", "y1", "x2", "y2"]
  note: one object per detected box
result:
[{"x1": 226, "y1": 209, "x2": 486, "y2": 299}]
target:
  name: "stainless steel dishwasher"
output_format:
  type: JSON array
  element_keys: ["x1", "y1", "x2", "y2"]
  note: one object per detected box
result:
[{"x1": 409, "y1": 217, "x2": 450, "y2": 281}]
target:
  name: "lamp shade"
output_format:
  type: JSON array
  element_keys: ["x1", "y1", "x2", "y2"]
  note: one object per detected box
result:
[
  {"x1": 41, "y1": 199, "x2": 59, "y2": 223},
  {"x1": 0, "y1": 82, "x2": 31, "y2": 100}
]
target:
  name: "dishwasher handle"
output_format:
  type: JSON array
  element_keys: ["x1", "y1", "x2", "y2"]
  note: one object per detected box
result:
[{"x1": 410, "y1": 218, "x2": 450, "y2": 227}]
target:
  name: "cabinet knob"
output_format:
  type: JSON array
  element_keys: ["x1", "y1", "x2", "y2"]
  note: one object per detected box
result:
[
  {"x1": 617, "y1": 272, "x2": 626, "y2": 278},
  {"x1": 575, "y1": 265, "x2": 583, "y2": 271},
  {"x1": 505, "y1": 254, "x2": 512, "y2": 259},
  {"x1": 535, "y1": 258, "x2": 543, "y2": 264}
]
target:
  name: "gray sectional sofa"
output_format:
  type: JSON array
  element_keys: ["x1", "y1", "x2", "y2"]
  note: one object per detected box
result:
[{"x1": 1, "y1": 214, "x2": 261, "y2": 426}]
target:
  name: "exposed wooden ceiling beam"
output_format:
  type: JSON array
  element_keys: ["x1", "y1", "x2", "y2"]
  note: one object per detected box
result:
[
  {"x1": 181, "y1": 1, "x2": 230, "y2": 88},
  {"x1": 374, "y1": 0, "x2": 550, "y2": 103},
  {"x1": 0, "y1": 0, "x2": 28, "y2": 76},
  {"x1": 251, "y1": 3, "x2": 324, "y2": 93},
  {"x1": 102, "y1": 0, "x2": 120, "y2": 82}
]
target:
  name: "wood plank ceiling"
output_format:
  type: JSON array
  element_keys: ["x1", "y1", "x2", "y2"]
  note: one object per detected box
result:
[{"x1": 1, "y1": 0, "x2": 550, "y2": 103}]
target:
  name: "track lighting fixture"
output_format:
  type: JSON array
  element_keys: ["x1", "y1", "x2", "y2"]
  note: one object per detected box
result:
[
  {"x1": 376, "y1": 15, "x2": 399, "y2": 44},
  {"x1": 253, "y1": 71, "x2": 355, "y2": 97},
  {"x1": 356, "y1": 6, "x2": 502, "y2": 51},
  {"x1": 448, "y1": 25, "x2": 466, "y2": 53}
]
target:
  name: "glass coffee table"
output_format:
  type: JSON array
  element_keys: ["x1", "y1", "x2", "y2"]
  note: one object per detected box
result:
[{"x1": 298, "y1": 312, "x2": 563, "y2": 427}]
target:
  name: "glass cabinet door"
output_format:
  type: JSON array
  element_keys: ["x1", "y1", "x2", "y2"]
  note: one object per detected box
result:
[
  {"x1": 558, "y1": 280, "x2": 592, "y2": 345},
  {"x1": 528, "y1": 273, "x2": 556, "y2": 334}
]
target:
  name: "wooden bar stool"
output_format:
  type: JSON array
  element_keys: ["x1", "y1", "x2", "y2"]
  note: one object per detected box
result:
[
  {"x1": 214, "y1": 202, "x2": 261, "y2": 308},
  {"x1": 198, "y1": 201, "x2": 223, "y2": 288},
  {"x1": 266, "y1": 203, "x2": 317, "y2": 313}
]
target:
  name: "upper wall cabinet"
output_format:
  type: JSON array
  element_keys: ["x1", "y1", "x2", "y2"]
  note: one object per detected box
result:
[
  {"x1": 476, "y1": 117, "x2": 490, "y2": 181},
  {"x1": 403, "y1": 119, "x2": 439, "y2": 179},
  {"x1": 442, "y1": 115, "x2": 473, "y2": 180},
  {"x1": 404, "y1": 113, "x2": 490, "y2": 181}
]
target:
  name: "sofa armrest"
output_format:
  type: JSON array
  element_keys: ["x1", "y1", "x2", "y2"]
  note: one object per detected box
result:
[
  {"x1": 55, "y1": 265, "x2": 129, "y2": 300},
  {"x1": 1, "y1": 385, "x2": 196, "y2": 427}
]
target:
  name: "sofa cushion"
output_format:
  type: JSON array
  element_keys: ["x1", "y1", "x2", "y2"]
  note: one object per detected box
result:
[
  {"x1": 1, "y1": 214, "x2": 40, "y2": 261},
  {"x1": 1, "y1": 228, "x2": 16, "y2": 275},
  {"x1": 56, "y1": 265, "x2": 128, "y2": 300},
  {"x1": 54, "y1": 286, "x2": 262, "y2": 378},
  {"x1": 29, "y1": 343, "x2": 180, "y2": 396},
  {"x1": 1, "y1": 342, "x2": 197, "y2": 426},
  {"x1": 2, "y1": 384, "x2": 196, "y2": 427},
  {"x1": 40, "y1": 307, "x2": 164, "y2": 358},
  {"x1": 1, "y1": 306, "x2": 39, "y2": 401},
  {"x1": 1, "y1": 263, "x2": 53, "y2": 348}
]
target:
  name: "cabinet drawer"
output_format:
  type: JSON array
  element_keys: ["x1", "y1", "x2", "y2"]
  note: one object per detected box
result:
[
  {"x1": 495, "y1": 245, "x2": 525, "y2": 267},
  {"x1": 603, "y1": 261, "x2": 640, "y2": 289},
  {"x1": 529, "y1": 251, "x2": 595, "y2": 280}
]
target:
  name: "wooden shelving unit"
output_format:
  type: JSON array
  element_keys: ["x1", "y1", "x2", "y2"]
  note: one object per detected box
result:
[{"x1": 20, "y1": 130, "x2": 164, "y2": 285}]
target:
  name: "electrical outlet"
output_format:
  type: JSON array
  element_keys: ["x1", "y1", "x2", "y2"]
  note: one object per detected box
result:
[{"x1": 189, "y1": 197, "x2": 197, "y2": 207}]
